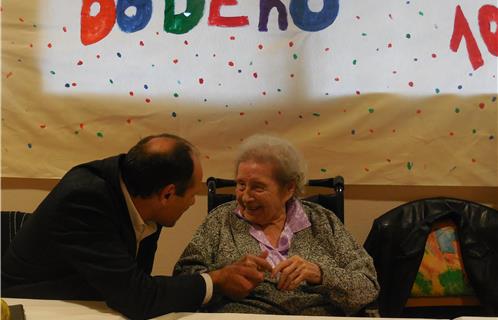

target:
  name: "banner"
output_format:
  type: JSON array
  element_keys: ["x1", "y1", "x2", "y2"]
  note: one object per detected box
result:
[{"x1": 2, "y1": 0, "x2": 497, "y2": 185}]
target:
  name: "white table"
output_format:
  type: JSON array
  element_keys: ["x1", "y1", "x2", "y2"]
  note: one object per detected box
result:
[{"x1": 2, "y1": 298, "x2": 444, "y2": 320}]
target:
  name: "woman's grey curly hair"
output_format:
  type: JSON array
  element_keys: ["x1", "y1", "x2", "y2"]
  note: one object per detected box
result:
[{"x1": 235, "y1": 134, "x2": 307, "y2": 197}]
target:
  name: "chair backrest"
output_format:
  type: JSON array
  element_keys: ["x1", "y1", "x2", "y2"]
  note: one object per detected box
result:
[
  {"x1": 1, "y1": 211, "x2": 31, "y2": 256},
  {"x1": 206, "y1": 176, "x2": 345, "y2": 223}
]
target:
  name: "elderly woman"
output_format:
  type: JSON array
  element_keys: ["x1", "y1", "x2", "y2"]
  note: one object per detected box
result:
[{"x1": 174, "y1": 134, "x2": 379, "y2": 315}]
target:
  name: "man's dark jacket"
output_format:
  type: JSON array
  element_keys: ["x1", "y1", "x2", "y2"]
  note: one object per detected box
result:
[
  {"x1": 363, "y1": 197, "x2": 498, "y2": 317},
  {"x1": 1, "y1": 155, "x2": 206, "y2": 319}
]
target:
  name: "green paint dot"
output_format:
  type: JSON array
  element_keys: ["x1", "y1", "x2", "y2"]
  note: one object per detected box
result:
[
  {"x1": 74, "y1": 130, "x2": 79, "y2": 135},
  {"x1": 320, "y1": 168, "x2": 327, "y2": 173},
  {"x1": 109, "y1": 79, "x2": 114, "y2": 84},
  {"x1": 368, "y1": 108, "x2": 375, "y2": 113},
  {"x1": 173, "y1": 93, "x2": 179, "y2": 98},
  {"x1": 435, "y1": 88, "x2": 440, "y2": 94},
  {"x1": 472, "y1": 129, "x2": 477, "y2": 134},
  {"x1": 50, "y1": 70, "x2": 56, "y2": 75},
  {"x1": 277, "y1": 88, "x2": 282, "y2": 92},
  {"x1": 406, "y1": 161, "x2": 413, "y2": 170},
  {"x1": 97, "y1": 131, "x2": 104, "y2": 138},
  {"x1": 454, "y1": 107, "x2": 460, "y2": 113},
  {"x1": 293, "y1": 53, "x2": 298, "y2": 60},
  {"x1": 361, "y1": 32, "x2": 367, "y2": 36},
  {"x1": 352, "y1": 59, "x2": 357, "y2": 65},
  {"x1": 406, "y1": 33, "x2": 411, "y2": 39},
  {"x1": 312, "y1": 112, "x2": 320, "y2": 117},
  {"x1": 418, "y1": 11, "x2": 424, "y2": 16}
]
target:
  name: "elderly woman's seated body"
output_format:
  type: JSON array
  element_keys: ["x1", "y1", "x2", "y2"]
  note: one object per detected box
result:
[{"x1": 174, "y1": 135, "x2": 379, "y2": 315}]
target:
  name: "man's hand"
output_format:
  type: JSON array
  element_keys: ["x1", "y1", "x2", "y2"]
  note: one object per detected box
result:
[
  {"x1": 271, "y1": 255, "x2": 322, "y2": 290},
  {"x1": 208, "y1": 251, "x2": 273, "y2": 300}
]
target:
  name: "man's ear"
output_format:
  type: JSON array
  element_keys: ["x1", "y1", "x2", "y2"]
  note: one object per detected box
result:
[{"x1": 160, "y1": 184, "x2": 176, "y2": 201}]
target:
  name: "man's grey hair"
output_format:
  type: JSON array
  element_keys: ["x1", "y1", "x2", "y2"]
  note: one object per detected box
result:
[{"x1": 235, "y1": 134, "x2": 307, "y2": 197}]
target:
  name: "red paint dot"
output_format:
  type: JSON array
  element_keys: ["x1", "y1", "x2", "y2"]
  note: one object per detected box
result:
[
  {"x1": 290, "y1": 74, "x2": 295, "y2": 78},
  {"x1": 96, "y1": 54, "x2": 101, "y2": 59},
  {"x1": 228, "y1": 61, "x2": 234, "y2": 67},
  {"x1": 6, "y1": 72, "x2": 13, "y2": 79},
  {"x1": 77, "y1": 60, "x2": 83, "y2": 66},
  {"x1": 479, "y1": 102, "x2": 485, "y2": 109},
  {"x1": 471, "y1": 158, "x2": 477, "y2": 163},
  {"x1": 19, "y1": 17, "x2": 25, "y2": 22},
  {"x1": 334, "y1": 77, "x2": 340, "y2": 81},
  {"x1": 416, "y1": 109, "x2": 422, "y2": 114},
  {"x1": 173, "y1": 58, "x2": 178, "y2": 64},
  {"x1": 145, "y1": 98, "x2": 151, "y2": 103},
  {"x1": 40, "y1": 124, "x2": 46, "y2": 129},
  {"x1": 71, "y1": 82, "x2": 77, "y2": 87},
  {"x1": 278, "y1": 111, "x2": 282, "y2": 115},
  {"x1": 449, "y1": 131, "x2": 454, "y2": 136},
  {"x1": 239, "y1": 112, "x2": 245, "y2": 116},
  {"x1": 198, "y1": 78, "x2": 204, "y2": 84},
  {"x1": 47, "y1": 43, "x2": 52, "y2": 48},
  {"x1": 264, "y1": 120, "x2": 269, "y2": 125},
  {"x1": 252, "y1": 72, "x2": 258, "y2": 78},
  {"x1": 229, "y1": 36, "x2": 235, "y2": 40},
  {"x1": 392, "y1": 129, "x2": 396, "y2": 133},
  {"x1": 355, "y1": 90, "x2": 361, "y2": 95},
  {"x1": 387, "y1": 43, "x2": 392, "y2": 48},
  {"x1": 258, "y1": 44, "x2": 263, "y2": 49},
  {"x1": 369, "y1": 129, "x2": 374, "y2": 133},
  {"x1": 184, "y1": 40, "x2": 189, "y2": 45},
  {"x1": 126, "y1": 118, "x2": 132, "y2": 124},
  {"x1": 262, "y1": 91, "x2": 267, "y2": 95},
  {"x1": 408, "y1": 81, "x2": 414, "y2": 87},
  {"x1": 386, "y1": 159, "x2": 392, "y2": 162},
  {"x1": 129, "y1": 91, "x2": 134, "y2": 96},
  {"x1": 431, "y1": 53, "x2": 437, "y2": 58},
  {"x1": 289, "y1": 41, "x2": 294, "y2": 47},
  {"x1": 79, "y1": 123, "x2": 84, "y2": 129},
  {"x1": 139, "y1": 40, "x2": 144, "y2": 46},
  {"x1": 325, "y1": 47, "x2": 330, "y2": 52},
  {"x1": 63, "y1": 26, "x2": 67, "y2": 32},
  {"x1": 364, "y1": 167, "x2": 370, "y2": 172},
  {"x1": 205, "y1": 155, "x2": 210, "y2": 160},
  {"x1": 29, "y1": 44, "x2": 33, "y2": 48},
  {"x1": 156, "y1": 31, "x2": 159, "y2": 35}
]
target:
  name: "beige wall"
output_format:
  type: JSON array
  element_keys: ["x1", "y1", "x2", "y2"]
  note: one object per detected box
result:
[{"x1": 2, "y1": 177, "x2": 497, "y2": 276}]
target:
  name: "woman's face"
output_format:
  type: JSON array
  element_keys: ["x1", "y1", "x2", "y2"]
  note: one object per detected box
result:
[{"x1": 235, "y1": 160, "x2": 295, "y2": 226}]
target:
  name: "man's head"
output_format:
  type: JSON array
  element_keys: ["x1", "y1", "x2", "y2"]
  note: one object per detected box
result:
[{"x1": 121, "y1": 133, "x2": 203, "y2": 226}]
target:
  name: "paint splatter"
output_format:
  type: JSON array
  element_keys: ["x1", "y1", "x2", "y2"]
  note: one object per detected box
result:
[
  {"x1": 96, "y1": 131, "x2": 104, "y2": 138},
  {"x1": 406, "y1": 162, "x2": 414, "y2": 170}
]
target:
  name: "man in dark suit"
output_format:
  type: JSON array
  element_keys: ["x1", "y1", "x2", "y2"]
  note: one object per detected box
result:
[{"x1": 1, "y1": 133, "x2": 272, "y2": 320}]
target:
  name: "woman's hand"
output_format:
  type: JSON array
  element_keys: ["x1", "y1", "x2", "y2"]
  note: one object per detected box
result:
[{"x1": 272, "y1": 255, "x2": 322, "y2": 290}]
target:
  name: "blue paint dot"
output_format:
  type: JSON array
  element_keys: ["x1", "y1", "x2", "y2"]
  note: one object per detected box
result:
[
  {"x1": 457, "y1": 85, "x2": 463, "y2": 90},
  {"x1": 50, "y1": 70, "x2": 55, "y2": 75},
  {"x1": 238, "y1": 69, "x2": 242, "y2": 73},
  {"x1": 435, "y1": 88, "x2": 440, "y2": 94},
  {"x1": 27, "y1": 143, "x2": 32, "y2": 149},
  {"x1": 117, "y1": 52, "x2": 122, "y2": 58},
  {"x1": 144, "y1": 84, "x2": 149, "y2": 89},
  {"x1": 492, "y1": 96, "x2": 496, "y2": 102},
  {"x1": 65, "y1": 83, "x2": 70, "y2": 88},
  {"x1": 171, "y1": 112, "x2": 177, "y2": 117}
]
